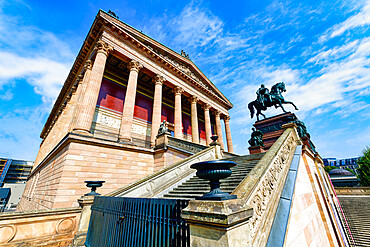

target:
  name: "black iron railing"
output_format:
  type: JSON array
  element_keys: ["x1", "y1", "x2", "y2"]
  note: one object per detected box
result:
[{"x1": 85, "y1": 196, "x2": 190, "y2": 247}]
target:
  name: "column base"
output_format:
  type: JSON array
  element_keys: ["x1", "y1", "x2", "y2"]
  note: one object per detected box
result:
[
  {"x1": 118, "y1": 137, "x2": 132, "y2": 143},
  {"x1": 72, "y1": 129, "x2": 93, "y2": 136}
]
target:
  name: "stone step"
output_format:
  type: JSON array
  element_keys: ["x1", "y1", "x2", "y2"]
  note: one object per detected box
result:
[
  {"x1": 174, "y1": 185, "x2": 238, "y2": 190},
  {"x1": 160, "y1": 153, "x2": 264, "y2": 200},
  {"x1": 338, "y1": 196, "x2": 370, "y2": 247}
]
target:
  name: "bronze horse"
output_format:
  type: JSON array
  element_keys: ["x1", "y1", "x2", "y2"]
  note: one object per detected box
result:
[{"x1": 248, "y1": 82, "x2": 298, "y2": 121}]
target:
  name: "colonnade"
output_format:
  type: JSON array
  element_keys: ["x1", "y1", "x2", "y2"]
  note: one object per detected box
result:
[{"x1": 73, "y1": 41, "x2": 234, "y2": 153}]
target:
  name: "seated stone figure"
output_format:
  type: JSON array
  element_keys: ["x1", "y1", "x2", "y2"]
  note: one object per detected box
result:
[
  {"x1": 157, "y1": 120, "x2": 169, "y2": 136},
  {"x1": 248, "y1": 127, "x2": 265, "y2": 147}
]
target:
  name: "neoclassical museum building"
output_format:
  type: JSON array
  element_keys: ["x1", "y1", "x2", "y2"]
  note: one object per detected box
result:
[{"x1": 18, "y1": 10, "x2": 234, "y2": 210}]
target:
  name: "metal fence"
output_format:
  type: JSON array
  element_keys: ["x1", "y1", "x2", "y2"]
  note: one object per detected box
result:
[{"x1": 85, "y1": 196, "x2": 190, "y2": 247}]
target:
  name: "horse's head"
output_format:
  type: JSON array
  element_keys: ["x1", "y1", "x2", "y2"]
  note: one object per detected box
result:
[
  {"x1": 278, "y1": 82, "x2": 286, "y2": 92},
  {"x1": 271, "y1": 81, "x2": 286, "y2": 94}
]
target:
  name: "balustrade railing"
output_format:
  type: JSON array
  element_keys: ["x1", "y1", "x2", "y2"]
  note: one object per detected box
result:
[{"x1": 85, "y1": 196, "x2": 190, "y2": 247}]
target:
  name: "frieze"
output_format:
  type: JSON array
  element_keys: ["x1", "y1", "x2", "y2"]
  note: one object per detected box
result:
[
  {"x1": 248, "y1": 134, "x2": 295, "y2": 239},
  {"x1": 258, "y1": 123, "x2": 283, "y2": 134},
  {"x1": 145, "y1": 45, "x2": 211, "y2": 92},
  {"x1": 96, "y1": 113, "x2": 120, "y2": 129},
  {"x1": 131, "y1": 123, "x2": 151, "y2": 136}
]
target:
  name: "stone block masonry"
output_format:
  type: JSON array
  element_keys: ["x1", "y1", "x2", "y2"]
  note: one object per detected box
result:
[{"x1": 18, "y1": 134, "x2": 157, "y2": 211}]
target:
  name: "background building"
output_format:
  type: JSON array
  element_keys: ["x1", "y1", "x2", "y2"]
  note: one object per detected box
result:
[
  {"x1": 323, "y1": 157, "x2": 360, "y2": 174},
  {"x1": 0, "y1": 158, "x2": 33, "y2": 211}
]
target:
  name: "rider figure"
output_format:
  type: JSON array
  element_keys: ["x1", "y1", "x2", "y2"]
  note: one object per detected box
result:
[{"x1": 256, "y1": 84, "x2": 271, "y2": 107}]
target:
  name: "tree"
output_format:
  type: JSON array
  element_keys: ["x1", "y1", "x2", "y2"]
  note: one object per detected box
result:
[
  {"x1": 357, "y1": 147, "x2": 370, "y2": 186},
  {"x1": 345, "y1": 168, "x2": 355, "y2": 175}
]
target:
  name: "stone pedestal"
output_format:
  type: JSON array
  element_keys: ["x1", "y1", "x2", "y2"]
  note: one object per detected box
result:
[
  {"x1": 248, "y1": 145, "x2": 265, "y2": 154},
  {"x1": 154, "y1": 131, "x2": 171, "y2": 149},
  {"x1": 253, "y1": 112, "x2": 297, "y2": 151},
  {"x1": 72, "y1": 196, "x2": 95, "y2": 247},
  {"x1": 182, "y1": 199, "x2": 253, "y2": 246}
]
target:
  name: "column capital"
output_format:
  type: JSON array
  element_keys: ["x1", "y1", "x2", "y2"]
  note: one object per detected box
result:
[
  {"x1": 84, "y1": 60, "x2": 92, "y2": 70},
  {"x1": 152, "y1": 74, "x2": 165, "y2": 85},
  {"x1": 214, "y1": 110, "x2": 221, "y2": 116},
  {"x1": 173, "y1": 86, "x2": 184, "y2": 95},
  {"x1": 189, "y1": 95, "x2": 199, "y2": 104},
  {"x1": 95, "y1": 40, "x2": 113, "y2": 56},
  {"x1": 202, "y1": 103, "x2": 211, "y2": 111},
  {"x1": 127, "y1": 60, "x2": 143, "y2": 72},
  {"x1": 224, "y1": 115, "x2": 230, "y2": 121}
]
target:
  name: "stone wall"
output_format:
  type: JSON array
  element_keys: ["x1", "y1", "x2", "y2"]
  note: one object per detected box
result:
[
  {"x1": 18, "y1": 145, "x2": 70, "y2": 211},
  {"x1": 284, "y1": 150, "x2": 342, "y2": 246},
  {"x1": 18, "y1": 134, "x2": 156, "y2": 211},
  {"x1": 34, "y1": 87, "x2": 79, "y2": 170},
  {"x1": 0, "y1": 207, "x2": 81, "y2": 246},
  {"x1": 154, "y1": 148, "x2": 190, "y2": 172}
]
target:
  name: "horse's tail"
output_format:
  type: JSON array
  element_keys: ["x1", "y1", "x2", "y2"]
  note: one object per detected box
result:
[{"x1": 248, "y1": 102, "x2": 255, "y2": 118}]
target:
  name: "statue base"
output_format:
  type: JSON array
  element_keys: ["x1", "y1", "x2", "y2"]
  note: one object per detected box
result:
[
  {"x1": 254, "y1": 112, "x2": 297, "y2": 151},
  {"x1": 253, "y1": 112, "x2": 316, "y2": 153},
  {"x1": 248, "y1": 145, "x2": 265, "y2": 155}
]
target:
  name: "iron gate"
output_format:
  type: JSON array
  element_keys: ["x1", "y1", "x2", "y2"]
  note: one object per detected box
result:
[{"x1": 85, "y1": 196, "x2": 190, "y2": 247}]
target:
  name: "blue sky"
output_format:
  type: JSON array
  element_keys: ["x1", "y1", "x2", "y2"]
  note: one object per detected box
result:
[{"x1": 0, "y1": 0, "x2": 369, "y2": 161}]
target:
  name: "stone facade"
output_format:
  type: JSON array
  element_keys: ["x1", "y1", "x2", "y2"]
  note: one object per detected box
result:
[{"x1": 18, "y1": 10, "x2": 234, "y2": 211}]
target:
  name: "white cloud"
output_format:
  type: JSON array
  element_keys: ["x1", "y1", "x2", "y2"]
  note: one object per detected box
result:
[
  {"x1": 0, "y1": 52, "x2": 69, "y2": 101},
  {"x1": 172, "y1": 2, "x2": 223, "y2": 47},
  {"x1": 0, "y1": 2, "x2": 74, "y2": 160},
  {"x1": 330, "y1": 1, "x2": 370, "y2": 38},
  {"x1": 320, "y1": 0, "x2": 370, "y2": 41},
  {"x1": 289, "y1": 37, "x2": 370, "y2": 113},
  {"x1": 0, "y1": 5, "x2": 73, "y2": 102},
  {"x1": 0, "y1": 89, "x2": 13, "y2": 100},
  {"x1": 0, "y1": 106, "x2": 46, "y2": 160}
]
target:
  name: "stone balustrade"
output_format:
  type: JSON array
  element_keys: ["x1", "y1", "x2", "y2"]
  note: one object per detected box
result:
[{"x1": 181, "y1": 124, "x2": 301, "y2": 246}]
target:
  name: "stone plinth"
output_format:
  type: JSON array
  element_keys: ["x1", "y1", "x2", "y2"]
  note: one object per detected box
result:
[
  {"x1": 253, "y1": 112, "x2": 297, "y2": 151},
  {"x1": 181, "y1": 199, "x2": 253, "y2": 246},
  {"x1": 248, "y1": 145, "x2": 265, "y2": 154},
  {"x1": 72, "y1": 196, "x2": 95, "y2": 247}
]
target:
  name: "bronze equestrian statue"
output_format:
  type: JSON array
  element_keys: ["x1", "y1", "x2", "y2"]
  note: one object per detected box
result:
[{"x1": 248, "y1": 82, "x2": 298, "y2": 121}]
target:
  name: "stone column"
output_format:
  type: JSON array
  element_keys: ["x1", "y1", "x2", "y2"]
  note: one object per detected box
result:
[
  {"x1": 73, "y1": 41, "x2": 112, "y2": 134},
  {"x1": 203, "y1": 104, "x2": 212, "y2": 145},
  {"x1": 190, "y1": 96, "x2": 199, "y2": 144},
  {"x1": 174, "y1": 87, "x2": 184, "y2": 139},
  {"x1": 150, "y1": 75, "x2": 165, "y2": 146},
  {"x1": 118, "y1": 60, "x2": 143, "y2": 142},
  {"x1": 215, "y1": 110, "x2": 224, "y2": 150},
  {"x1": 71, "y1": 61, "x2": 91, "y2": 132},
  {"x1": 224, "y1": 116, "x2": 234, "y2": 153}
]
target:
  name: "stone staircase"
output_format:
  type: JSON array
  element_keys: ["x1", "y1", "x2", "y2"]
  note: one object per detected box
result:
[
  {"x1": 162, "y1": 153, "x2": 265, "y2": 200},
  {"x1": 338, "y1": 196, "x2": 370, "y2": 247}
]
